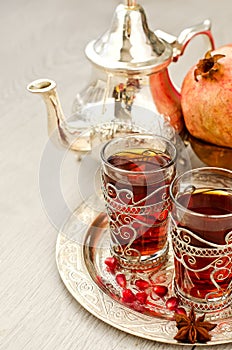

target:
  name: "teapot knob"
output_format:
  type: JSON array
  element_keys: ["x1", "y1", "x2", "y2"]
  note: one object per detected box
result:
[{"x1": 126, "y1": 0, "x2": 137, "y2": 6}]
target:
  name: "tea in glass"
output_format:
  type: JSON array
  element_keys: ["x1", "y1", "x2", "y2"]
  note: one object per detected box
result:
[
  {"x1": 170, "y1": 167, "x2": 232, "y2": 311},
  {"x1": 101, "y1": 134, "x2": 176, "y2": 270}
]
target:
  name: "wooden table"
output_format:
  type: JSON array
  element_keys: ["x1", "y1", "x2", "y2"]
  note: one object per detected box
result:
[{"x1": 1, "y1": 0, "x2": 231, "y2": 349}]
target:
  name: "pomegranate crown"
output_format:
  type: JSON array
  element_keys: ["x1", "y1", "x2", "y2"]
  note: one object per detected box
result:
[{"x1": 194, "y1": 50, "x2": 225, "y2": 81}]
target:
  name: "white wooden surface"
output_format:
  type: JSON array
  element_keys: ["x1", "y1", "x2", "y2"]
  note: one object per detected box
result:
[{"x1": 1, "y1": 0, "x2": 232, "y2": 349}]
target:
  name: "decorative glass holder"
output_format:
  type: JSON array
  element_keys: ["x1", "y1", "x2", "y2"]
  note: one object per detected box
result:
[
  {"x1": 170, "y1": 167, "x2": 232, "y2": 312},
  {"x1": 100, "y1": 134, "x2": 176, "y2": 270}
]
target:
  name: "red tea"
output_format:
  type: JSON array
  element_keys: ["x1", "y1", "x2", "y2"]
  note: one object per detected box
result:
[
  {"x1": 102, "y1": 148, "x2": 175, "y2": 260},
  {"x1": 173, "y1": 189, "x2": 232, "y2": 301}
]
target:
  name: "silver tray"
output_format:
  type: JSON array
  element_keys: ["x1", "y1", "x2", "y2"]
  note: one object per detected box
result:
[{"x1": 56, "y1": 198, "x2": 232, "y2": 346}]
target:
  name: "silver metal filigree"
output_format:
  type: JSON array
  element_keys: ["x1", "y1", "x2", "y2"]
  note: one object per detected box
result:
[
  {"x1": 101, "y1": 179, "x2": 170, "y2": 266},
  {"x1": 171, "y1": 220, "x2": 232, "y2": 311}
]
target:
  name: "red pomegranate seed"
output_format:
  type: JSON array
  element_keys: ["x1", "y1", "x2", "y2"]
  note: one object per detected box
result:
[
  {"x1": 122, "y1": 289, "x2": 136, "y2": 303},
  {"x1": 152, "y1": 285, "x2": 168, "y2": 298},
  {"x1": 132, "y1": 301, "x2": 146, "y2": 313},
  {"x1": 104, "y1": 256, "x2": 118, "y2": 273},
  {"x1": 135, "y1": 279, "x2": 150, "y2": 291},
  {"x1": 135, "y1": 292, "x2": 148, "y2": 304},
  {"x1": 175, "y1": 307, "x2": 187, "y2": 316},
  {"x1": 165, "y1": 296, "x2": 179, "y2": 311},
  {"x1": 116, "y1": 273, "x2": 127, "y2": 288}
]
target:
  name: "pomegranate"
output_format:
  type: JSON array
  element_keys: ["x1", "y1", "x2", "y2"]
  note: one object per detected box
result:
[
  {"x1": 135, "y1": 291, "x2": 148, "y2": 304},
  {"x1": 104, "y1": 256, "x2": 118, "y2": 273},
  {"x1": 135, "y1": 279, "x2": 150, "y2": 291},
  {"x1": 152, "y1": 285, "x2": 168, "y2": 298},
  {"x1": 121, "y1": 289, "x2": 136, "y2": 303},
  {"x1": 181, "y1": 45, "x2": 232, "y2": 148},
  {"x1": 165, "y1": 296, "x2": 179, "y2": 311},
  {"x1": 116, "y1": 274, "x2": 127, "y2": 288},
  {"x1": 175, "y1": 307, "x2": 187, "y2": 316}
]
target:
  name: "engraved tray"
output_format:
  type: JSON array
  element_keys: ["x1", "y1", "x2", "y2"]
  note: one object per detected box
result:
[{"x1": 56, "y1": 194, "x2": 232, "y2": 346}]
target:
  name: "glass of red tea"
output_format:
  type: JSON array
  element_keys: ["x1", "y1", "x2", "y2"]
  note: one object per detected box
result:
[
  {"x1": 170, "y1": 167, "x2": 232, "y2": 311},
  {"x1": 100, "y1": 134, "x2": 176, "y2": 270}
]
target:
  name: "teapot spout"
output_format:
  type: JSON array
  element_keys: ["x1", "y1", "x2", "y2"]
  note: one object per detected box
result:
[
  {"x1": 27, "y1": 79, "x2": 68, "y2": 146},
  {"x1": 27, "y1": 79, "x2": 91, "y2": 153}
]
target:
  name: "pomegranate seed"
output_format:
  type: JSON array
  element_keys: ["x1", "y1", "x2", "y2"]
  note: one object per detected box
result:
[
  {"x1": 116, "y1": 273, "x2": 127, "y2": 288},
  {"x1": 175, "y1": 307, "x2": 187, "y2": 316},
  {"x1": 132, "y1": 301, "x2": 146, "y2": 313},
  {"x1": 104, "y1": 256, "x2": 118, "y2": 273},
  {"x1": 152, "y1": 285, "x2": 168, "y2": 298},
  {"x1": 135, "y1": 279, "x2": 150, "y2": 291},
  {"x1": 166, "y1": 296, "x2": 179, "y2": 311},
  {"x1": 121, "y1": 289, "x2": 136, "y2": 303},
  {"x1": 135, "y1": 292, "x2": 148, "y2": 304}
]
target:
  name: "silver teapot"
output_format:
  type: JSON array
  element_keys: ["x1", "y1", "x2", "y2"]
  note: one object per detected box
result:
[{"x1": 27, "y1": 0, "x2": 214, "y2": 154}]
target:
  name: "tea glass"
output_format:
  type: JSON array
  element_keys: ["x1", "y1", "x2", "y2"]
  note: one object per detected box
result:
[
  {"x1": 170, "y1": 167, "x2": 232, "y2": 311},
  {"x1": 100, "y1": 134, "x2": 176, "y2": 270}
]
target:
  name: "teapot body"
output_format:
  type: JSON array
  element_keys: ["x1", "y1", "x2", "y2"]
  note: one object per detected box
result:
[{"x1": 72, "y1": 67, "x2": 174, "y2": 132}]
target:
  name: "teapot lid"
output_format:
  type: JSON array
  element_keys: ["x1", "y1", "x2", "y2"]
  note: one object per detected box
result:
[{"x1": 85, "y1": 1, "x2": 173, "y2": 74}]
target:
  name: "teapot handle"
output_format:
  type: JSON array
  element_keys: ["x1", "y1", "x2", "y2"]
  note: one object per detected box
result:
[
  {"x1": 155, "y1": 19, "x2": 215, "y2": 62},
  {"x1": 173, "y1": 19, "x2": 215, "y2": 61},
  {"x1": 150, "y1": 20, "x2": 215, "y2": 132}
]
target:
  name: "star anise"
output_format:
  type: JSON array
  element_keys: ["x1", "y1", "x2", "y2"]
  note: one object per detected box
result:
[{"x1": 174, "y1": 307, "x2": 217, "y2": 344}]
